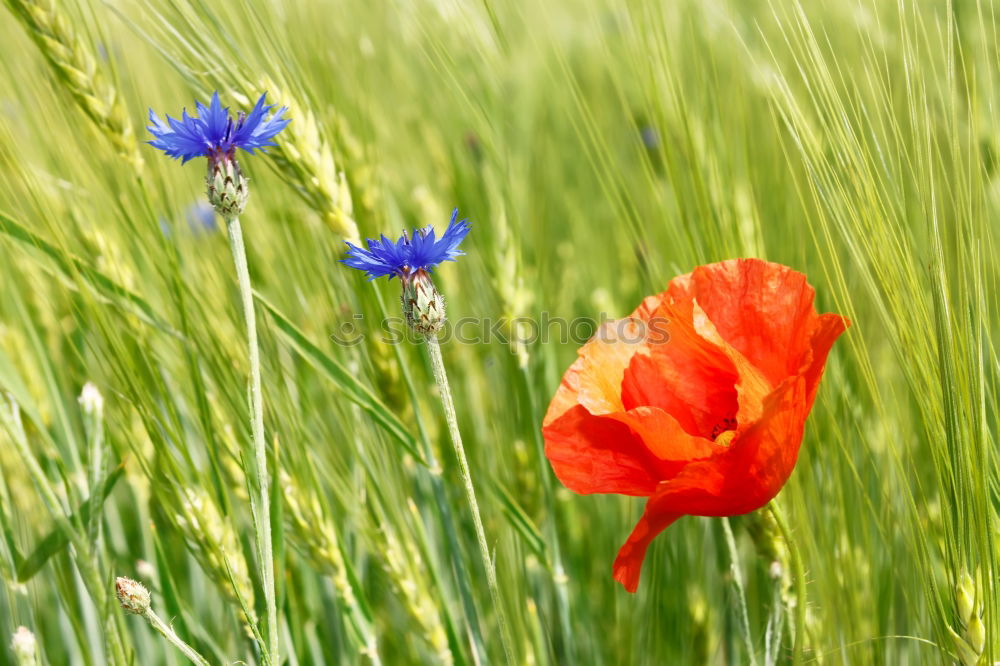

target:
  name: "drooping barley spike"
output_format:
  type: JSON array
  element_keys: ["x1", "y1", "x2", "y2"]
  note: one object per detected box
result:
[
  {"x1": 4, "y1": 0, "x2": 144, "y2": 172},
  {"x1": 281, "y1": 473, "x2": 381, "y2": 662},
  {"x1": 330, "y1": 110, "x2": 379, "y2": 215},
  {"x1": 378, "y1": 501, "x2": 454, "y2": 665},
  {"x1": 492, "y1": 206, "x2": 533, "y2": 366},
  {"x1": 948, "y1": 570, "x2": 986, "y2": 666},
  {"x1": 247, "y1": 78, "x2": 359, "y2": 241},
  {"x1": 172, "y1": 487, "x2": 257, "y2": 633}
]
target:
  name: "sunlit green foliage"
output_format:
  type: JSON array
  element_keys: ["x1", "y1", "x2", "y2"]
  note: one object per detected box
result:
[{"x1": 0, "y1": 0, "x2": 997, "y2": 663}]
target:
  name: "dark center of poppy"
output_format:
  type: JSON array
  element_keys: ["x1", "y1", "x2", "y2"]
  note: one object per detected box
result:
[{"x1": 710, "y1": 416, "x2": 738, "y2": 439}]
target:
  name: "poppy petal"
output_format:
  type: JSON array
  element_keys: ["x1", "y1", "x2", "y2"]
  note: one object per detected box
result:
[
  {"x1": 606, "y1": 407, "x2": 721, "y2": 463},
  {"x1": 612, "y1": 503, "x2": 682, "y2": 593},
  {"x1": 621, "y1": 302, "x2": 741, "y2": 438},
  {"x1": 801, "y1": 313, "x2": 850, "y2": 408},
  {"x1": 543, "y1": 405, "x2": 664, "y2": 496},
  {"x1": 544, "y1": 318, "x2": 651, "y2": 424},
  {"x1": 612, "y1": 379, "x2": 810, "y2": 592},
  {"x1": 611, "y1": 461, "x2": 731, "y2": 592},
  {"x1": 688, "y1": 300, "x2": 773, "y2": 428},
  {"x1": 711, "y1": 377, "x2": 810, "y2": 511},
  {"x1": 674, "y1": 259, "x2": 819, "y2": 387}
]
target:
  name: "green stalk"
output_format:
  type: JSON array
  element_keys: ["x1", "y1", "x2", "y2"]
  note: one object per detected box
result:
[
  {"x1": 767, "y1": 502, "x2": 806, "y2": 666},
  {"x1": 2, "y1": 396, "x2": 131, "y2": 665},
  {"x1": 722, "y1": 517, "x2": 757, "y2": 666},
  {"x1": 143, "y1": 608, "x2": 211, "y2": 666},
  {"x1": 424, "y1": 335, "x2": 515, "y2": 666},
  {"x1": 519, "y1": 363, "x2": 574, "y2": 661},
  {"x1": 375, "y1": 285, "x2": 486, "y2": 664},
  {"x1": 225, "y1": 217, "x2": 278, "y2": 664}
]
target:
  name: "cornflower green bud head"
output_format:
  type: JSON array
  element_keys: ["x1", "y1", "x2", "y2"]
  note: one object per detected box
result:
[
  {"x1": 115, "y1": 576, "x2": 150, "y2": 615},
  {"x1": 956, "y1": 571, "x2": 976, "y2": 624},
  {"x1": 10, "y1": 626, "x2": 37, "y2": 666},
  {"x1": 402, "y1": 269, "x2": 446, "y2": 336},
  {"x1": 207, "y1": 155, "x2": 249, "y2": 220}
]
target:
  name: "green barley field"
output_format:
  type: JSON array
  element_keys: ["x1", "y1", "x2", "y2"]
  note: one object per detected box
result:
[{"x1": 1, "y1": 0, "x2": 998, "y2": 663}]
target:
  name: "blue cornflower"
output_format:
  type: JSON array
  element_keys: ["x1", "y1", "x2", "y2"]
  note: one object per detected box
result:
[
  {"x1": 147, "y1": 92, "x2": 289, "y2": 163},
  {"x1": 342, "y1": 209, "x2": 471, "y2": 281},
  {"x1": 148, "y1": 92, "x2": 289, "y2": 219}
]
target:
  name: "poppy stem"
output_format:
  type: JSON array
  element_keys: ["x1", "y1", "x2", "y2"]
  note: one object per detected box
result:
[
  {"x1": 424, "y1": 335, "x2": 515, "y2": 666},
  {"x1": 767, "y1": 502, "x2": 806, "y2": 665},
  {"x1": 226, "y1": 216, "x2": 278, "y2": 665}
]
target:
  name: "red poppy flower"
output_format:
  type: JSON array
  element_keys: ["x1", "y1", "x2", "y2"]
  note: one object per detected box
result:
[{"x1": 542, "y1": 259, "x2": 849, "y2": 592}]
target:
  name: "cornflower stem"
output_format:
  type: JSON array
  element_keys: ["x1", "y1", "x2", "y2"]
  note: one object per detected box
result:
[
  {"x1": 143, "y1": 609, "x2": 211, "y2": 666},
  {"x1": 721, "y1": 517, "x2": 757, "y2": 666},
  {"x1": 766, "y1": 501, "x2": 806, "y2": 666},
  {"x1": 424, "y1": 335, "x2": 515, "y2": 666},
  {"x1": 375, "y1": 283, "x2": 488, "y2": 662},
  {"x1": 226, "y1": 217, "x2": 278, "y2": 664}
]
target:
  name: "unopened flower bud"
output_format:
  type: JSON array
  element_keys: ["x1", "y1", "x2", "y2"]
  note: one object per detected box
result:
[
  {"x1": 10, "y1": 626, "x2": 36, "y2": 665},
  {"x1": 401, "y1": 269, "x2": 446, "y2": 336},
  {"x1": 115, "y1": 576, "x2": 150, "y2": 615},
  {"x1": 206, "y1": 154, "x2": 249, "y2": 219},
  {"x1": 78, "y1": 382, "x2": 103, "y2": 416}
]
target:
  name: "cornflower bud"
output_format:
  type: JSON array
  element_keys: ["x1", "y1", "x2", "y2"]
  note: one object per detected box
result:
[
  {"x1": 402, "y1": 268, "x2": 446, "y2": 336},
  {"x1": 10, "y1": 626, "x2": 37, "y2": 666},
  {"x1": 206, "y1": 153, "x2": 249, "y2": 219},
  {"x1": 115, "y1": 576, "x2": 150, "y2": 615}
]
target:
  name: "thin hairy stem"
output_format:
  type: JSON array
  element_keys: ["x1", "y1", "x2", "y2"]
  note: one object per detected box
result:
[
  {"x1": 768, "y1": 502, "x2": 806, "y2": 666},
  {"x1": 226, "y1": 217, "x2": 278, "y2": 664},
  {"x1": 374, "y1": 283, "x2": 488, "y2": 663},
  {"x1": 425, "y1": 335, "x2": 514, "y2": 666},
  {"x1": 143, "y1": 609, "x2": 211, "y2": 666},
  {"x1": 3, "y1": 396, "x2": 130, "y2": 664}
]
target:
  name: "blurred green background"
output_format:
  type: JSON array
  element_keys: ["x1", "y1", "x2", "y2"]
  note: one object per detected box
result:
[{"x1": 0, "y1": 0, "x2": 997, "y2": 663}]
